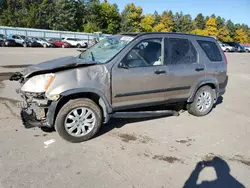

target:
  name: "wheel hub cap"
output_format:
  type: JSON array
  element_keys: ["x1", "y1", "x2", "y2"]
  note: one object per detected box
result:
[
  {"x1": 197, "y1": 91, "x2": 212, "y2": 112},
  {"x1": 64, "y1": 107, "x2": 96, "y2": 137}
]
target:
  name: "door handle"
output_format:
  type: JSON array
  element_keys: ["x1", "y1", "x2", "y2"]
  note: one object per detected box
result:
[
  {"x1": 195, "y1": 67, "x2": 204, "y2": 72},
  {"x1": 154, "y1": 70, "x2": 166, "y2": 75}
]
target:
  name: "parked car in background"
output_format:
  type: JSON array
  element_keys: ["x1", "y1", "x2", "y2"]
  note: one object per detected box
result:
[
  {"x1": 26, "y1": 37, "x2": 43, "y2": 47},
  {"x1": 223, "y1": 42, "x2": 245, "y2": 52},
  {"x1": 8, "y1": 34, "x2": 28, "y2": 47},
  {"x1": 243, "y1": 45, "x2": 250, "y2": 53},
  {"x1": 0, "y1": 34, "x2": 16, "y2": 47},
  {"x1": 48, "y1": 38, "x2": 71, "y2": 48},
  {"x1": 32, "y1": 37, "x2": 54, "y2": 48},
  {"x1": 219, "y1": 42, "x2": 235, "y2": 52},
  {"x1": 12, "y1": 33, "x2": 228, "y2": 142},
  {"x1": 63, "y1": 37, "x2": 88, "y2": 48},
  {"x1": 0, "y1": 37, "x2": 4, "y2": 47}
]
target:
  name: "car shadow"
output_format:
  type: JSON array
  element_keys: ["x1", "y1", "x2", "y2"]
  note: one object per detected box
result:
[
  {"x1": 95, "y1": 115, "x2": 172, "y2": 138},
  {"x1": 216, "y1": 96, "x2": 223, "y2": 105},
  {"x1": 183, "y1": 156, "x2": 245, "y2": 188}
]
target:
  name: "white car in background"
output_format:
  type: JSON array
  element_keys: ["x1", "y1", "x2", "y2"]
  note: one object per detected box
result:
[
  {"x1": 243, "y1": 45, "x2": 250, "y2": 53},
  {"x1": 219, "y1": 42, "x2": 235, "y2": 52},
  {"x1": 63, "y1": 38, "x2": 88, "y2": 48}
]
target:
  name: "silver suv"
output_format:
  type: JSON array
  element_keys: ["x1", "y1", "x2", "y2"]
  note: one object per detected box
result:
[{"x1": 11, "y1": 33, "x2": 228, "y2": 143}]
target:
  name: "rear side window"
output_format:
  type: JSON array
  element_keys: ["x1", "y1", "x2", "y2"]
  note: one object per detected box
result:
[
  {"x1": 198, "y1": 40, "x2": 222, "y2": 61},
  {"x1": 168, "y1": 38, "x2": 197, "y2": 65}
]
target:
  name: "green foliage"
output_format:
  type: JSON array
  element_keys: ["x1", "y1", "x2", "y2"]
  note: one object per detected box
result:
[
  {"x1": 153, "y1": 10, "x2": 174, "y2": 32},
  {"x1": 174, "y1": 12, "x2": 193, "y2": 33},
  {"x1": 53, "y1": 0, "x2": 84, "y2": 31},
  {"x1": 194, "y1": 13, "x2": 205, "y2": 30},
  {"x1": 226, "y1": 20, "x2": 236, "y2": 39},
  {"x1": 216, "y1": 16, "x2": 225, "y2": 29},
  {"x1": 0, "y1": 1, "x2": 249, "y2": 43},
  {"x1": 121, "y1": 3, "x2": 143, "y2": 32}
]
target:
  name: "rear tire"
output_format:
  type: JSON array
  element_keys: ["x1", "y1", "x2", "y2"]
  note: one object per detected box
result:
[
  {"x1": 23, "y1": 43, "x2": 27, "y2": 47},
  {"x1": 55, "y1": 98, "x2": 102, "y2": 143},
  {"x1": 62, "y1": 44, "x2": 65, "y2": 48},
  {"x1": 187, "y1": 86, "x2": 215, "y2": 117},
  {"x1": 77, "y1": 43, "x2": 81, "y2": 48},
  {"x1": 246, "y1": 49, "x2": 249, "y2": 53}
]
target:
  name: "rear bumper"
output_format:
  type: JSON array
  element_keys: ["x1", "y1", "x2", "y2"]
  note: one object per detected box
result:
[{"x1": 218, "y1": 75, "x2": 228, "y2": 96}]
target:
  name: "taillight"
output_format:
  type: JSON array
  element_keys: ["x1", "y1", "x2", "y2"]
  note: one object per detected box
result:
[{"x1": 223, "y1": 51, "x2": 228, "y2": 65}]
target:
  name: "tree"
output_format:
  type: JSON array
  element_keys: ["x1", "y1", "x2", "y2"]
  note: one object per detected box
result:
[
  {"x1": 217, "y1": 26, "x2": 232, "y2": 42},
  {"x1": 153, "y1": 10, "x2": 174, "y2": 32},
  {"x1": 216, "y1": 16, "x2": 225, "y2": 29},
  {"x1": 226, "y1": 20, "x2": 236, "y2": 39},
  {"x1": 174, "y1": 12, "x2": 193, "y2": 33},
  {"x1": 234, "y1": 29, "x2": 248, "y2": 43},
  {"x1": 99, "y1": 2, "x2": 121, "y2": 34},
  {"x1": 140, "y1": 14, "x2": 155, "y2": 32},
  {"x1": 53, "y1": 0, "x2": 84, "y2": 31},
  {"x1": 248, "y1": 29, "x2": 250, "y2": 43},
  {"x1": 194, "y1": 13, "x2": 205, "y2": 30},
  {"x1": 205, "y1": 17, "x2": 217, "y2": 37},
  {"x1": 153, "y1": 11, "x2": 161, "y2": 26},
  {"x1": 121, "y1": 3, "x2": 143, "y2": 32}
]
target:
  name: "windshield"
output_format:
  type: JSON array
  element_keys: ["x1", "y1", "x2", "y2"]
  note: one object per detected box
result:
[{"x1": 79, "y1": 35, "x2": 134, "y2": 64}]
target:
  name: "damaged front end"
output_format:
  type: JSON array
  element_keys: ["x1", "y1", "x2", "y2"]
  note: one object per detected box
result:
[
  {"x1": 10, "y1": 70, "x2": 56, "y2": 129},
  {"x1": 10, "y1": 56, "x2": 110, "y2": 129},
  {"x1": 18, "y1": 91, "x2": 52, "y2": 128},
  {"x1": 11, "y1": 73, "x2": 53, "y2": 128}
]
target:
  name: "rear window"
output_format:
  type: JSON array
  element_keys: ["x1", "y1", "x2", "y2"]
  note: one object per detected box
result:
[{"x1": 198, "y1": 40, "x2": 222, "y2": 61}]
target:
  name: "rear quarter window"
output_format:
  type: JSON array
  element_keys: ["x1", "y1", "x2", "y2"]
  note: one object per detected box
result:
[{"x1": 198, "y1": 40, "x2": 222, "y2": 61}]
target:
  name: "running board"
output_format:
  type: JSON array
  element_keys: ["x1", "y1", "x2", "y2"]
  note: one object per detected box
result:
[{"x1": 112, "y1": 110, "x2": 179, "y2": 119}]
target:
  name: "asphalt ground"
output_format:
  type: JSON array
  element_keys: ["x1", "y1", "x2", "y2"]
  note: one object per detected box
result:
[{"x1": 0, "y1": 48, "x2": 249, "y2": 188}]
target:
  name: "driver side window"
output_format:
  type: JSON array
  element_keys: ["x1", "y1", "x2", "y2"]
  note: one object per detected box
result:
[{"x1": 122, "y1": 38, "x2": 163, "y2": 68}]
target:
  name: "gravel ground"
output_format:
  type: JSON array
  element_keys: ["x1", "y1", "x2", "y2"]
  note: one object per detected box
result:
[{"x1": 0, "y1": 48, "x2": 249, "y2": 188}]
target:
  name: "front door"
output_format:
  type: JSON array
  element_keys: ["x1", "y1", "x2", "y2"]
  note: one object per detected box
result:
[{"x1": 111, "y1": 38, "x2": 169, "y2": 110}]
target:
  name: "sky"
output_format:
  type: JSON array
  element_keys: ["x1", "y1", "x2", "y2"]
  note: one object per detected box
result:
[{"x1": 108, "y1": 0, "x2": 250, "y2": 26}]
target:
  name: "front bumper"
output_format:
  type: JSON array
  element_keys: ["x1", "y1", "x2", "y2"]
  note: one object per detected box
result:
[{"x1": 18, "y1": 92, "x2": 55, "y2": 128}]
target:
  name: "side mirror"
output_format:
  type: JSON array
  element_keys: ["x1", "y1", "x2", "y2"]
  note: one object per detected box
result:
[
  {"x1": 222, "y1": 44, "x2": 225, "y2": 47},
  {"x1": 118, "y1": 61, "x2": 129, "y2": 69}
]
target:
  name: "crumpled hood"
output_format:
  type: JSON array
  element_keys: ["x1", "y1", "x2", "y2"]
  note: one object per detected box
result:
[{"x1": 20, "y1": 56, "x2": 96, "y2": 78}]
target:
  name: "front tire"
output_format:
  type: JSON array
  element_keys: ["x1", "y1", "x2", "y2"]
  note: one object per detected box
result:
[
  {"x1": 43, "y1": 43, "x2": 47, "y2": 48},
  {"x1": 55, "y1": 98, "x2": 102, "y2": 143},
  {"x1": 76, "y1": 43, "x2": 81, "y2": 48},
  {"x1": 187, "y1": 86, "x2": 215, "y2": 116},
  {"x1": 226, "y1": 48, "x2": 230, "y2": 52}
]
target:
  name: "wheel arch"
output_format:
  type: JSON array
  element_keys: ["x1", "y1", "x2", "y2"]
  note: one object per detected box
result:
[
  {"x1": 47, "y1": 89, "x2": 112, "y2": 127},
  {"x1": 188, "y1": 80, "x2": 219, "y2": 103}
]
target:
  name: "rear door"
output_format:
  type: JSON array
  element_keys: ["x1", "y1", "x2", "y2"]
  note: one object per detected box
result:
[{"x1": 163, "y1": 36, "x2": 205, "y2": 100}]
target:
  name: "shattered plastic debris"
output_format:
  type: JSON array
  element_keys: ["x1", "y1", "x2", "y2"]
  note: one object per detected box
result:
[{"x1": 44, "y1": 139, "x2": 56, "y2": 148}]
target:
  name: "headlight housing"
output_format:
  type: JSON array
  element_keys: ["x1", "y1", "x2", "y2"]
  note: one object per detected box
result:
[{"x1": 21, "y1": 73, "x2": 55, "y2": 93}]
